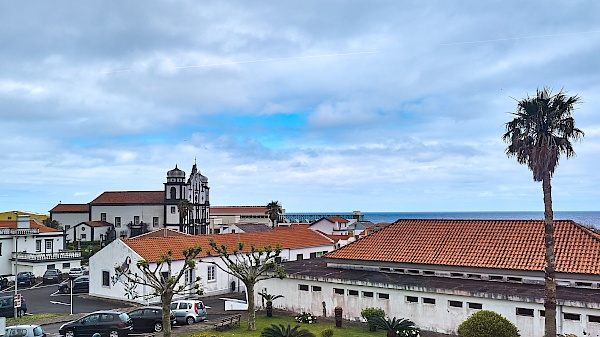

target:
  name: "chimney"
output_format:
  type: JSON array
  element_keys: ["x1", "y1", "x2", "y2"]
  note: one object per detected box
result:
[{"x1": 17, "y1": 215, "x2": 30, "y2": 229}]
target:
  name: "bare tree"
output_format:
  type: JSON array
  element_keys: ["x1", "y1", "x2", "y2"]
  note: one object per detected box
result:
[
  {"x1": 206, "y1": 239, "x2": 285, "y2": 330},
  {"x1": 115, "y1": 246, "x2": 203, "y2": 337}
]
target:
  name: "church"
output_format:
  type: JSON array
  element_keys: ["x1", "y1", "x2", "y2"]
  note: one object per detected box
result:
[{"x1": 50, "y1": 161, "x2": 211, "y2": 240}]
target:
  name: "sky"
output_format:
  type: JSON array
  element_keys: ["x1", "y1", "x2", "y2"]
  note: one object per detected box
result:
[{"x1": 1, "y1": 1, "x2": 599, "y2": 214}]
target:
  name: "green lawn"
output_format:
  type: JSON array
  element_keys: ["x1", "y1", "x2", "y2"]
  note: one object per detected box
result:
[
  {"x1": 187, "y1": 315, "x2": 384, "y2": 337},
  {"x1": 6, "y1": 313, "x2": 68, "y2": 325}
]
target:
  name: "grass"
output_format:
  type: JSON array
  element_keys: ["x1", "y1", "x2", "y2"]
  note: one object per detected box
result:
[
  {"x1": 6, "y1": 313, "x2": 68, "y2": 325},
  {"x1": 186, "y1": 314, "x2": 385, "y2": 337}
]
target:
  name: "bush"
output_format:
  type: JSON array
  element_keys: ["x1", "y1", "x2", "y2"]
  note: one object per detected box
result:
[
  {"x1": 295, "y1": 312, "x2": 317, "y2": 324},
  {"x1": 361, "y1": 307, "x2": 386, "y2": 330},
  {"x1": 457, "y1": 310, "x2": 520, "y2": 337},
  {"x1": 321, "y1": 329, "x2": 334, "y2": 337},
  {"x1": 261, "y1": 324, "x2": 316, "y2": 337}
]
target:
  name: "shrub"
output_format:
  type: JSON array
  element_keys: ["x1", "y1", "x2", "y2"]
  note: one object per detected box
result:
[
  {"x1": 361, "y1": 307, "x2": 386, "y2": 330},
  {"x1": 295, "y1": 312, "x2": 317, "y2": 324},
  {"x1": 373, "y1": 316, "x2": 419, "y2": 337},
  {"x1": 261, "y1": 324, "x2": 316, "y2": 337},
  {"x1": 457, "y1": 310, "x2": 520, "y2": 337},
  {"x1": 321, "y1": 329, "x2": 334, "y2": 337}
]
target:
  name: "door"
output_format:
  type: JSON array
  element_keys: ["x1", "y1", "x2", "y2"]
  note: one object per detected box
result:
[
  {"x1": 128, "y1": 309, "x2": 145, "y2": 331},
  {"x1": 78, "y1": 313, "x2": 100, "y2": 337}
]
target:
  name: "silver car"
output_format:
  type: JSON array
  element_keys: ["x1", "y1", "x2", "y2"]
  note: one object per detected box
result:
[
  {"x1": 169, "y1": 300, "x2": 207, "y2": 325},
  {"x1": 6, "y1": 325, "x2": 47, "y2": 337}
]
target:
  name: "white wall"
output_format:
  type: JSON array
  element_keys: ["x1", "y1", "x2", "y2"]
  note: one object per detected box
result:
[
  {"x1": 258, "y1": 276, "x2": 600, "y2": 336},
  {"x1": 52, "y1": 213, "x2": 89, "y2": 230},
  {"x1": 91, "y1": 205, "x2": 163, "y2": 237}
]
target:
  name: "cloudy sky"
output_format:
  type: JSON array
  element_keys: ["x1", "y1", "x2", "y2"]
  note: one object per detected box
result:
[{"x1": 1, "y1": 1, "x2": 599, "y2": 214}]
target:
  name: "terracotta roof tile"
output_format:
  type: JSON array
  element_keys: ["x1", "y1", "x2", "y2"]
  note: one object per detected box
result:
[
  {"x1": 90, "y1": 191, "x2": 164, "y2": 205},
  {"x1": 50, "y1": 204, "x2": 89, "y2": 213},
  {"x1": 0, "y1": 220, "x2": 61, "y2": 233},
  {"x1": 134, "y1": 228, "x2": 192, "y2": 239},
  {"x1": 325, "y1": 219, "x2": 600, "y2": 275},
  {"x1": 124, "y1": 228, "x2": 333, "y2": 262}
]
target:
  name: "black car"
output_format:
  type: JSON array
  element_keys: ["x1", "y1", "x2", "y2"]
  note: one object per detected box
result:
[
  {"x1": 58, "y1": 276, "x2": 89, "y2": 294},
  {"x1": 128, "y1": 306, "x2": 175, "y2": 333},
  {"x1": 42, "y1": 269, "x2": 62, "y2": 284},
  {"x1": 16, "y1": 272, "x2": 35, "y2": 286},
  {"x1": 0, "y1": 295, "x2": 27, "y2": 318},
  {"x1": 58, "y1": 311, "x2": 133, "y2": 337}
]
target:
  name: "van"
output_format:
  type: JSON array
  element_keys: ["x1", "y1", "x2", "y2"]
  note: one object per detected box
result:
[{"x1": 0, "y1": 295, "x2": 28, "y2": 318}]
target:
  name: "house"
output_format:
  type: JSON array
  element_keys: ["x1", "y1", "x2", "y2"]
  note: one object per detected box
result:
[
  {"x1": 310, "y1": 217, "x2": 352, "y2": 235},
  {"x1": 49, "y1": 203, "x2": 89, "y2": 232},
  {"x1": 88, "y1": 227, "x2": 335, "y2": 303},
  {"x1": 0, "y1": 211, "x2": 48, "y2": 223},
  {"x1": 258, "y1": 219, "x2": 600, "y2": 336},
  {"x1": 69, "y1": 221, "x2": 114, "y2": 243},
  {"x1": 0, "y1": 215, "x2": 81, "y2": 278}
]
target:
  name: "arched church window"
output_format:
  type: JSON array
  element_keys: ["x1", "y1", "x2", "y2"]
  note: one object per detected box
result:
[{"x1": 170, "y1": 187, "x2": 177, "y2": 199}]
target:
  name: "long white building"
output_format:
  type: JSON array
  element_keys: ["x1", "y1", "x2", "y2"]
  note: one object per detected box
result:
[{"x1": 258, "y1": 219, "x2": 600, "y2": 336}]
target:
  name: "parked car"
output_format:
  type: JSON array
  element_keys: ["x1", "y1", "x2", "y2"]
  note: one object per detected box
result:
[
  {"x1": 0, "y1": 295, "x2": 27, "y2": 318},
  {"x1": 127, "y1": 306, "x2": 175, "y2": 333},
  {"x1": 58, "y1": 310, "x2": 133, "y2": 337},
  {"x1": 68, "y1": 267, "x2": 84, "y2": 279},
  {"x1": 58, "y1": 276, "x2": 89, "y2": 294},
  {"x1": 16, "y1": 272, "x2": 35, "y2": 286},
  {"x1": 5, "y1": 325, "x2": 47, "y2": 337},
  {"x1": 169, "y1": 300, "x2": 207, "y2": 325},
  {"x1": 42, "y1": 269, "x2": 62, "y2": 284}
]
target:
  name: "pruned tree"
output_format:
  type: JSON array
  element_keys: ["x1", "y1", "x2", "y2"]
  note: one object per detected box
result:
[
  {"x1": 206, "y1": 239, "x2": 286, "y2": 330},
  {"x1": 43, "y1": 218, "x2": 62, "y2": 230},
  {"x1": 115, "y1": 246, "x2": 203, "y2": 337}
]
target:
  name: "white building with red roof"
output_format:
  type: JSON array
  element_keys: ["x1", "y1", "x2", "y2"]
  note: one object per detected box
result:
[
  {"x1": 88, "y1": 228, "x2": 334, "y2": 303},
  {"x1": 259, "y1": 219, "x2": 600, "y2": 336}
]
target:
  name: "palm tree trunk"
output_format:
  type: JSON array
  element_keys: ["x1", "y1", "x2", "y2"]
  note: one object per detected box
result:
[{"x1": 542, "y1": 172, "x2": 557, "y2": 337}]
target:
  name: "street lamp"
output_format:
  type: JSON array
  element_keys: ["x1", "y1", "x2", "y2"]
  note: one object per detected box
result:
[{"x1": 13, "y1": 212, "x2": 19, "y2": 319}]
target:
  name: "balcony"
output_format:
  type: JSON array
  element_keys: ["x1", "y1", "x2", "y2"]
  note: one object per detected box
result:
[
  {"x1": 12, "y1": 250, "x2": 82, "y2": 262},
  {"x1": 0, "y1": 228, "x2": 40, "y2": 236}
]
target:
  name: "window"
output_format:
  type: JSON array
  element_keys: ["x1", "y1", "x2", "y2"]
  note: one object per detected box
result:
[
  {"x1": 171, "y1": 206, "x2": 176, "y2": 214},
  {"x1": 467, "y1": 274, "x2": 481, "y2": 279},
  {"x1": 63, "y1": 263, "x2": 70, "y2": 268},
  {"x1": 348, "y1": 290, "x2": 359, "y2": 296},
  {"x1": 589, "y1": 315, "x2": 600, "y2": 323},
  {"x1": 468, "y1": 302, "x2": 482, "y2": 309},
  {"x1": 299, "y1": 284, "x2": 309, "y2": 291},
  {"x1": 102, "y1": 271, "x2": 110, "y2": 286},
  {"x1": 449, "y1": 300, "x2": 463, "y2": 308},
  {"x1": 507, "y1": 277, "x2": 522, "y2": 283},
  {"x1": 423, "y1": 271, "x2": 435, "y2": 276},
  {"x1": 310, "y1": 252, "x2": 317, "y2": 259},
  {"x1": 207, "y1": 266, "x2": 216, "y2": 282},
  {"x1": 406, "y1": 296, "x2": 419, "y2": 303},
  {"x1": 489, "y1": 275, "x2": 503, "y2": 281},
  {"x1": 170, "y1": 187, "x2": 176, "y2": 199},
  {"x1": 134, "y1": 216, "x2": 140, "y2": 225},
  {"x1": 575, "y1": 281, "x2": 593, "y2": 287},
  {"x1": 423, "y1": 297, "x2": 436, "y2": 304},
  {"x1": 516, "y1": 308, "x2": 534, "y2": 317},
  {"x1": 363, "y1": 291, "x2": 374, "y2": 298},
  {"x1": 47, "y1": 264, "x2": 56, "y2": 270},
  {"x1": 316, "y1": 252, "x2": 323, "y2": 258},
  {"x1": 296, "y1": 254, "x2": 304, "y2": 260},
  {"x1": 101, "y1": 213, "x2": 106, "y2": 222},
  {"x1": 334, "y1": 288, "x2": 344, "y2": 295},
  {"x1": 312, "y1": 286, "x2": 322, "y2": 292},
  {"x1": 378, "y1": 293, "x2": 389, "y2": 300},
  {"x1": 407, "y1": 269, "x2": 420, "y2": 275},
  {"x1": 36, "y1": 240, "x2": 42, "y2": 252},
  {"x1": 45, "y1": 239, "x2": 53, "y2": 251},
  {"x1": 540, "y1": 310, "x2": 545, "y2": 317},
  {"x1": 115, "y1": 217, "x2": 121, "y2": 227},
  {"x1": 81, "y1": 234, "x2": 87, "y2": 240},
  {"x1": 450, "y1": 273, "x2": 463, "y2": 278},
  {"x1": 564, "y1": 313, "x2": 580, "y2": 321},
  {"x1": 153, "y1": 217, "x2": 159, "y2": 227}
]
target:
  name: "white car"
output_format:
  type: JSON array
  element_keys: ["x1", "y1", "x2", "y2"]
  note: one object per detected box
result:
[
  {"x1": 68, "y1": 267, "x2": 83, "y2": 278},
  {"x1": 6, "y1": 325, "x2": 47, "y2": 337}
]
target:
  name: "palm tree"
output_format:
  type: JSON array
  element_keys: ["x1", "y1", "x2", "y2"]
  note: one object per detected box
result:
[
  {"x1": 177, "y1": 199, "x2": 193, "y2": 233},
  {"x1": 503, "y1": 87, "x2": 584, "y2": 337},
  {"x1": 373, "y1": 316, "x2": 419, "y2": 337},
  {"x1": 265, "y1": 201, "x2": 283, "y2": 228},
  {"x1": 259, "y1": 291, "x2": 284, "y2": 317},
  {"x1": 260, "y1": 324, "x2": 315, "y2": 337}
]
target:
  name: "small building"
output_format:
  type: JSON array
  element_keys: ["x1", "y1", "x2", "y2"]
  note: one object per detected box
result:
[
  {"x1": 259, "y1": 219, "x2": 600, "y2": 336},
  {"x1": 88, "y1": 228, "x2": 335, "y2": 303},
  {"x1": 69, "y1": 221, "x2": 114, "y2": 243},
  {"x1": 0, "y1": 215, "x2": 81, "y2": 278},
  {"x1": 49, "y1": 204, "x2": 89, "y2": 232}
]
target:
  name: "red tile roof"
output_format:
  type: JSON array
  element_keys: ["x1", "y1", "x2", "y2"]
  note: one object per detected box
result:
[
  {"x1": 124, "y1": 228, "x2": 334, "y2": 262},
  {"x1": 326, "y1": 217, "x2": 349, "y2": 223},
  {"x1": 134, "y1": 228, "x2": 192, "y2": 239},
  {"x1": 50, "y1": 204, "x2": 89, "y2": 213},
  {"x1": 90, "y1": 191, "x2": 164, "y2": 205},
  {"x1": 210, "y1": 206, "x2": 268, "y2": 214},
  {"x1": 0, "y1": 220, "x2": 62, "y2": 233},
  {"x1": 325, "y1": 219, "x2": 600, "y2": 275}
]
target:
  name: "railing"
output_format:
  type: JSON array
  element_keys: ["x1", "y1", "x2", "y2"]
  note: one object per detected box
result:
[
  {"x1": 13, "y1": 250, "x2": 82, "y2": 262},
  {"x1": 0, "y1": 228, "x2": 40, "y2": 235}
]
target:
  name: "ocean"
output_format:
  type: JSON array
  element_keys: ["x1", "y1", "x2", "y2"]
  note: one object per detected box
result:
[{"x1": 361, "y1": 211, "x2": 600, "y2": 229}]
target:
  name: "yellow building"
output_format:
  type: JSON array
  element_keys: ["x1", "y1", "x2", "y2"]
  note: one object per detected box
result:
[{"x1": 0, "y1": 210, "x2": 48, "y2": 223}]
